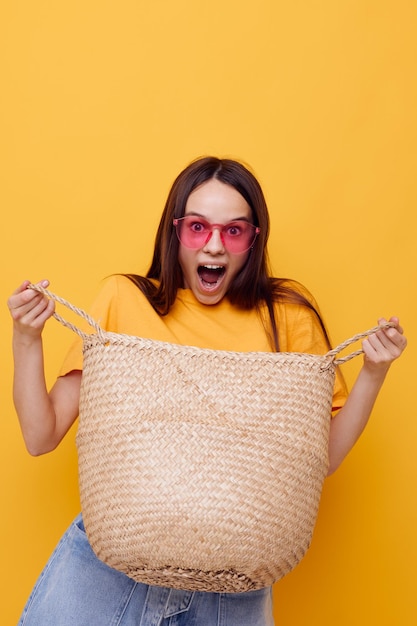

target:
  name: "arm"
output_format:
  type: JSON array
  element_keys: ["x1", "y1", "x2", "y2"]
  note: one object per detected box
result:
[
  {"x1": 8, "y1": 280, "x2": 81, "y2": 456},
  {"x1": 327, "y1": 316, "x2": 407, "y2": 475}
]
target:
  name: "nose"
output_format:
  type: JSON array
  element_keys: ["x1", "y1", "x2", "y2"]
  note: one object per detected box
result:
[{"x1": 202, "y1": 227, "x2": 225, "y2": 254}]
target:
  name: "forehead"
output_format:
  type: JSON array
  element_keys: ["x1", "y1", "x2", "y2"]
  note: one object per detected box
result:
[{"x1": 185, "y1": 179, "x2": 251, "y2": 222}]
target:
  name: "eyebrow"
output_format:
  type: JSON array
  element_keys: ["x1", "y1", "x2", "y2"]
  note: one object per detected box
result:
[{"x1": 185, "y1": 212, "x2": 252, "y2": 223}]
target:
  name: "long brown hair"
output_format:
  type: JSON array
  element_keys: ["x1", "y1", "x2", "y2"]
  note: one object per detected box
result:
[{"x1": 124, "y1": 156, "x2": 330, "y2": 351}]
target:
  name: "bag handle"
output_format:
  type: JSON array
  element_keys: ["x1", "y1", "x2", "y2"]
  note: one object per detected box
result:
[
  {"x1": 325, "y1": 322, "x2": 395, "y2": 366},
  {"x1": 28, "y1": 284, "x2": 394, "y2": 362},
  {"x1": 28, "y1": 283, "x2": 108, "y2": 343}
]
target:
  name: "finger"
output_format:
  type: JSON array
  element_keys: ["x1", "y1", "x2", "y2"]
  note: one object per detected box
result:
[
  {"x1": 8, "y1": 281, "x2": 31, "y2": 310},
  {"x1": 362, "y1": 333, "x2": 389, "y2": 356},
  {"x1": 23, "y1": 279, "x2": 50, "y2": 298},
  {"x1": 373, "y1": 327, "x2": 404, "y2": 350},
  {"x1": 364, "y1": 329, "x2": 405, "y2": 362},
  {"x1": 387, "y1": 316, "x2": 404, "y2": 335},
  {"x1": 14, "y1": 297, "x2": 55, "y2": 329},
  {"x1": 362, "y1": 338, "x2": 380, "y2": 360},
  {"x1": 376, "y1": 317, "x2": 406, "y2": 349},
  {"x1": 9, "y1": 279, "x2": 49, "y2": 303},
  {"x1": 8, "y1": 290, "x2": 42, "y2": 317},
  {"x1": 380, "y1": 324, "x2": 406, "y2": 351},
  {"x1": 12, "y1": 280, "x2": 31, "y2": 296},
  {"x1": 20, "y1": 280, "x2": 51, "y2": 309},
  {"x1": 8, "y1": 280, "x2": 51, "y2": 321},
  {"x1": 378, "y1": 316, "x2": 404, "y2": 336}
]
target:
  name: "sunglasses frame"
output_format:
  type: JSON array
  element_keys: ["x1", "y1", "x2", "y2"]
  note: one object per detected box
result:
[{"x1": 173, "y1": 216, "x2": 260, "y2": 254}]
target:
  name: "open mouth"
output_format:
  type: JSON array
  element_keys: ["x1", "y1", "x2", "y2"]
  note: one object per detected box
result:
[{"x1": 197, "y1": 264, "x2": 226, "y2": 288}]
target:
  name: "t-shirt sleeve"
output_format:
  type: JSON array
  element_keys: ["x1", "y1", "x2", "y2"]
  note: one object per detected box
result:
[{"x1": 276, "y1": 292, "x2": 349, "y2": 414}]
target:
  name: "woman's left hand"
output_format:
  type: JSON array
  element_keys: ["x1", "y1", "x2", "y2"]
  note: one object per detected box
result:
[
  {"x1": 328, "y1": 316, "x2": 407, "y2": 474},
  {"x1": 362, "y1": 316, "x2": 407, "y2": 373}
]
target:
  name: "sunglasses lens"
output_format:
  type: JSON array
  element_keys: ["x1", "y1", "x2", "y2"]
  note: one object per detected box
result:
[
  {"x1": 222, "y1": 222, "x2": 256, "y2": 253},
  {"x1": 175, "y1": 217, "x2": 207, "y2": 248}
]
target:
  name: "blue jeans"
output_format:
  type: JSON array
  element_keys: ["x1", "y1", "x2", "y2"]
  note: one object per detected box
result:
[{"x1": 19, "y1": 514, "x2": 274, "y2": 625}]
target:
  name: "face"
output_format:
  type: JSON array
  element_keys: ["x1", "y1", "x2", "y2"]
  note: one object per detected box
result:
[{"x1": 178, "y1": 178, "x2": 253, "y2": 305}]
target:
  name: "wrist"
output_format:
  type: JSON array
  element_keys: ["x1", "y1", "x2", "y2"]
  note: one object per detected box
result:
[
  {"x1": 13, "y1": 329, "x2": 43, "y2": 349},
  {"x1": 360, "y1": 360, "x2": 390, "y2": 384}
]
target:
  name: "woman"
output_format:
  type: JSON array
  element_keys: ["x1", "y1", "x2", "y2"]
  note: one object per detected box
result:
[{"x1": 8, "y1": 157, "x2": 406, "y2": 625}]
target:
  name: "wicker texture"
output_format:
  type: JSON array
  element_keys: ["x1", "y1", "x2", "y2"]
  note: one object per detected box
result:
[{"x1": 29, "y1": 285, "x2": 390, "y2": 592}]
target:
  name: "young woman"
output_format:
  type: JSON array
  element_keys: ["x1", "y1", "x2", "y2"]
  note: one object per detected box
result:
[{"x1": 8, "y1": 157, "x2": 406, "y2": 625}]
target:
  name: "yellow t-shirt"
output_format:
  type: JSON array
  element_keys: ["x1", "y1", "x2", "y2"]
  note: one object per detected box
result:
[{"x1": 60, "y1": 274, "x2": 348, "y2": 411}]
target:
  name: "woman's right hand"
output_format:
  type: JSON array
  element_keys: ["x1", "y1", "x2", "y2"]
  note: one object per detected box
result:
[
  {"x1": 9, "y1": 279, "x2": 81, "y2": 455},
  {"x1": 8, "y1": 280, "x2": 55, "y2": 339}
]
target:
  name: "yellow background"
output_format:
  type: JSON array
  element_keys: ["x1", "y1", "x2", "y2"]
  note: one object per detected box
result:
[{"x1": 1, "y1": 1, "x2": 416, "y2": 624}]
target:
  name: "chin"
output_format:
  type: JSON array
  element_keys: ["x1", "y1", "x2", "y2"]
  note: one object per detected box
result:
[{"x1": 192, "y1": 288, "x2": 225, "y2": 306}]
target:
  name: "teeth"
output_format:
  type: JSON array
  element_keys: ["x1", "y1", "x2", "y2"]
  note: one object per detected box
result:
[{"x1": 200, "y1": 265, "x2": 224, "y2": 270}]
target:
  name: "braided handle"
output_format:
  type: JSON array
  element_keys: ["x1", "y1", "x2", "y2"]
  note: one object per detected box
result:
[
  {"x1": 28, "y1": 284, "x2": 107, "y2": 343},
  {"x1": 326, "y1": 322, "x2": 395, "y2": 366},
  {"x1": 29, "y1": 284, "x2": 394, "y2": 365}
]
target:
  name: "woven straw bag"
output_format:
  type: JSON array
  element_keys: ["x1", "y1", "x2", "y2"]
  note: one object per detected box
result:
[{"x1": 30, "y1": 284, "x2": 390, "y2": 593}]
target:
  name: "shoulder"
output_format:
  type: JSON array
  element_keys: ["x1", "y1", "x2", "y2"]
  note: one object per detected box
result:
[
  {"x1": 269, "y1": 279, "x2": 328, "y2": 354},
  {"x1": 94, "y1": 274, "x2": 158, "y2": 304},
  {"x1": 89, "y1": 274, "x2": 157, "y2": 332}
]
